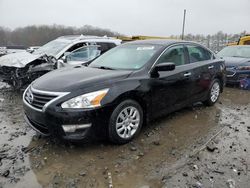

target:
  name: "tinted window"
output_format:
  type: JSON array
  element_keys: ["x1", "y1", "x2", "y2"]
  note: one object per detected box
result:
[
  {"x1": 157, "y1": 45, "x2": 186, "y2": 66},
  {"x1": 66, "y1": 43, "x2": 87, "y2": 52},
  {"x1": 187, "y1": 45, "x2": 212, "y2": 63},
  {"x1": 244, "y1": 40, "x2": 250, "y2": 45},
  {"x1": 97, "y1": 42, "x2": 117, "y2": 54}
]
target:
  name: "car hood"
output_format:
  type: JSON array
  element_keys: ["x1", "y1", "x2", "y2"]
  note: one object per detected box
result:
[
  {"x1": 0, "y1": 51, "x2": 45, "y2": 68},
  {"x1": 32, "y1": 66, "x2": 132, "y2": 92},
  {"x1": 223, "y1": 57, "x2": 250, "y2": 68}
]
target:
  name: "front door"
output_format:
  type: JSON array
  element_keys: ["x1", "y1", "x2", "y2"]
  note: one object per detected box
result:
[{"x1": 150, "y1": 44, "x2": 195, "y2": 118}]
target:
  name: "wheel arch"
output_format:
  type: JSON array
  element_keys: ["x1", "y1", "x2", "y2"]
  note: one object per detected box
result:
[
  {"x1": 214, "y1": 73, "x2": 224, "y2": 93},
  {"x1": 112, "y1": 90, "x2": 149, "y2": 125}
]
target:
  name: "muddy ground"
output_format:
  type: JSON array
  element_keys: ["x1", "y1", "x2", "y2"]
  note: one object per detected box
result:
[{"x1": 0, "y1": 83, "x2": 249, "y2": 188}]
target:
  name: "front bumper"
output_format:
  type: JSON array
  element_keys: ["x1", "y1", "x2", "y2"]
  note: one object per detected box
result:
[
  {"x1": 226, "y1": 69, "x2": 250, "y2": 84},
  {"x1": 23, "y1": 102, "x2": 112, "y2": 141}
]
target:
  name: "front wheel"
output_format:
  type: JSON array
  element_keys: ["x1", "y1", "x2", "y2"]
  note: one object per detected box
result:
[
  {"x1": 204, "y1": 79, "x2": 221, "y2": 106},
  {"x1": 108, "y1": 99, "x2": 143, "y2": 144}
]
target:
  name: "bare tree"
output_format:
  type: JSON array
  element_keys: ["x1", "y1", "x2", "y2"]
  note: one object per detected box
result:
[{"x1": 0, "y1": 24, "x2": 123, "y2": 46}]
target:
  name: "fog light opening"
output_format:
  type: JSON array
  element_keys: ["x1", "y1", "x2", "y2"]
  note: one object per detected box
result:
[{"x1": 62, "y1": 124, "x2": 92, "y2": 133}]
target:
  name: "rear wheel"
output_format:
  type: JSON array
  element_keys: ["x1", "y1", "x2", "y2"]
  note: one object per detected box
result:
[
  {"x1": 108, "y1": 100, "x2": 143, "y2": 144},
  {"x1": 204, "y1": 79, "x2": 221, "y2": 106}
]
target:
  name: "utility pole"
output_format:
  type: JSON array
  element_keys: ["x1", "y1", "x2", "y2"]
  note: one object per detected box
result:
[{"x1": 181, "y1": 9, "x2": 186, "y2": 40}]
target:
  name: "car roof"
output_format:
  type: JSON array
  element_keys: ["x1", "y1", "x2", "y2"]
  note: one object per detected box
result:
[
  {"x1": 124, "y1": 39, "x2": 197, "y2": 46},
  {"x1": 57, "y1": 35, "x2": 120, "y2": 42}
]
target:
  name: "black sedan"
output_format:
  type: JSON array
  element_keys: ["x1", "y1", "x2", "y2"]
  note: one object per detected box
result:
[
  {"x1": 217, "y1": 45, "x2": 250, "y2": 84},
  {"x1": 23, "y1": 40, "x2": 225, "y2": 144}
]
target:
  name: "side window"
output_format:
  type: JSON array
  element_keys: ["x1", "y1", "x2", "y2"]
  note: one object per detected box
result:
[
  {"x1": 186, "y1": 45, "x2": 212, "y2": 63},
  {"x1": 97, "y1": 42, "x2": 116, "y2": 54},
  {"x1": 67, "y1": 46, "x2": 101, "y2": 62},
  {"x1": 157, "y1": 45, "x2": 186, "y2": 66},
  {"x1": 243, "y1": 40, "x2": 250, "y2": 45},
  {"x1": 66, "y1": 43, "x2": 87, "y2": 52},
  {"x1": 107, "y1": 43, "x2": 116, "y2": 49}
]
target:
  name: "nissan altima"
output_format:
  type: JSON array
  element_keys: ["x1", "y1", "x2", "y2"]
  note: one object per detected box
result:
[{"x1": 23, "y1": 40, "x2": 226, "y2": 144}]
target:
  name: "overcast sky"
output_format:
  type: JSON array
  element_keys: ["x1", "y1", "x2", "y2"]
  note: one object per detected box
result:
[{"x1": 0, "y1": 0, "x2": 249, "y2": 36}]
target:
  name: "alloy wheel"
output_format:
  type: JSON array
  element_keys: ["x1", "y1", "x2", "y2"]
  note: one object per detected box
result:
[
  {"x1": 115, "y1": 106, "x2": 140, "y2": 139},
  {"x1": 210, "y1": 82, "x2": 220, "y2": 102}
]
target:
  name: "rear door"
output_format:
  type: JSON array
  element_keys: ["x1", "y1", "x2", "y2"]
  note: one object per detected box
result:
[{"x1": 185, "y1": 44, "x2": 217, "y2": 101}]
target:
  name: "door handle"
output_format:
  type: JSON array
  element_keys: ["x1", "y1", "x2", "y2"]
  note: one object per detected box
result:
[
  {"x1": 208, "y1": 65, "x2": 214, "y2": 69},
  {"x1": 184, "y1": 72, "x2": 192, "y2": 77}
]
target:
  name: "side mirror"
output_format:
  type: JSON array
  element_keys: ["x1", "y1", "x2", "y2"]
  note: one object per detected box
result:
[
  {"x1": 150, "y1": 62, "x2": 175, "y2": 77},
  {"x1": 154, "y1": 62, "x2": 176, "y2": 72},
  {"x1": 57, "y1": 59, "x2": 65, "y2": 69}
]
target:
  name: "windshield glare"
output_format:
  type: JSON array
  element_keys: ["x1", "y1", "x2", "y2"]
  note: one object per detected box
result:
[
  {"x1": 89, "y1": 44, "x2": 161, "y2": 70},
  {"x1": 218, "y1": 46, "x2": 250, "y2": 58},
  {"x1": 33, "y1": 39, "x2": 71, "y2": 57}
]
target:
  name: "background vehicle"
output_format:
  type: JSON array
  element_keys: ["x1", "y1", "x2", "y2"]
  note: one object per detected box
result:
[
  {"x1": 23, "y1": 40, "x2": 225, "y2": 144},
  {"x1": 217, "y1": 45, "x2": 250, "y2": 84},
  {"x1": 26, "y1": 46, "x2": 40, "y2": 53},
  {"x1": 0, "y1": 47, "x2": 7, "y2": 57},
  {"x1": 116, "y1": 35, "x2": 177, "y2": 43},
  {"x1": 5, "y1": 45, "x2": 27, "y2": 54},
  {"x1": 227, "y1": 35, "x2": 250, "y2": 46},
  {"x1": 0, "y1": 35, "x2": 121, "y2": 89},
  {"x1": 0, "y1": 45, "x2": 27, "y2": 56}
]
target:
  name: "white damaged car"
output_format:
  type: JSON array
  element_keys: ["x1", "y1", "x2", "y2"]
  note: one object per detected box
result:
[{"x1": 0, "y1": 35, "x2": 121, "y2": 89}]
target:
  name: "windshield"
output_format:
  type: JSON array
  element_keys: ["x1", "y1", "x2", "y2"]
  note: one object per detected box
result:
[
  {"x1": 33, "y1": 39, "x2": 72, "y2": 57},
  {"x1": 218, "y1": 46, "x2": 250, "y2": 58},
  {"x1": 89, "y1": 44, "x2": 161, "y2": 70}
]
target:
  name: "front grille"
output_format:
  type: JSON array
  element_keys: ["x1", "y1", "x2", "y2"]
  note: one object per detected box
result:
[
  {"x1": 226, "y1": 69, "x2": 236, "y2": 77},
  {"x1": 24, "y1": 87, "x2": 58, "y2": 110}
]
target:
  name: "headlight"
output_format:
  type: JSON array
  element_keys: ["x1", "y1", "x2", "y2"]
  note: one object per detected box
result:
[
  {"x1": 236, "y1": 66, "x2": 250, "y2": 70},
  {"x1": 61, "y1": 89, "x2": 109, "y2": 109}
]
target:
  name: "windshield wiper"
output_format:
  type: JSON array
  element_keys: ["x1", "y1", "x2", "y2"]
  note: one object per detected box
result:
[
  {"x1": 231, "y1": 56, "x2": 243, "y2": 58},
  {"x1": 95, "y1": 66, "x2": 115, "y2": 70}
]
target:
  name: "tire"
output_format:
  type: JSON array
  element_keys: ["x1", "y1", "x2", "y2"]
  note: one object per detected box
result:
[
  {"x1": 108, "y1": 99, "x2": 143, "y2": 144},
  {"x1": 204, "y1": 79, "x2": 221, "y2": 106}
]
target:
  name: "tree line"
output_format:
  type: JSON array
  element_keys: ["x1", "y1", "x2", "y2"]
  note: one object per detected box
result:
[
  {"x1": 0, "y1": 24, "x2": 247, "y2": 52},
  {"x1": 181, "y1": 31, "x2": 248, "y2": 52},
  {"x1": 0, "y1": 25, "x2": 122, "y2": 47}
]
